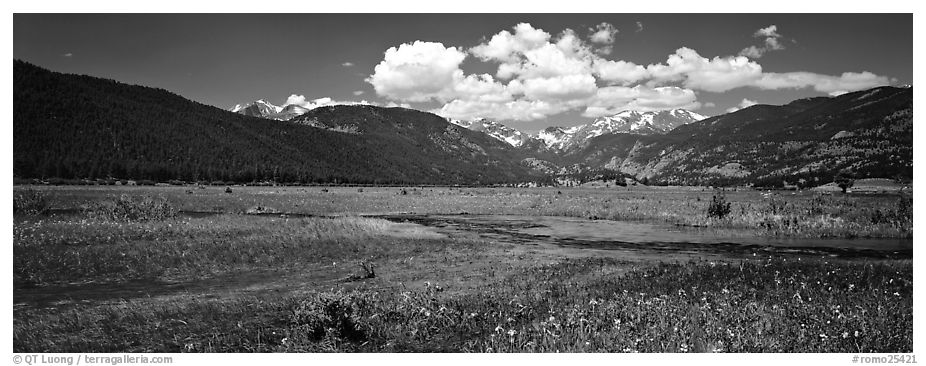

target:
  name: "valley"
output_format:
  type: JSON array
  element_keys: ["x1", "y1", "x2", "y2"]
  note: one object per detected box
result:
[{"x1": 12, "y1": 185, "x2": 912, "y2": 352}]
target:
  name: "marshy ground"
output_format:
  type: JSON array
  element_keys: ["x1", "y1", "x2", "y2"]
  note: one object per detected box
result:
[{"x1": 12, "y1": 185, "x2": 913, "y2": 352}]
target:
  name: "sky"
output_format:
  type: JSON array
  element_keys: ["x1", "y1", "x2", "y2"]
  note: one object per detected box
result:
[{"x1": 13, "y1": 13, "x2": 912, "y2": 134}]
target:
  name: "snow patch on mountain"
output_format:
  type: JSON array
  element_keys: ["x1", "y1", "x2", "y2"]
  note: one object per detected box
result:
[
  {"x1": 447, "y1": 118, "x2": 533, "y2": 147},
  {"x1": 536, "y1": 109, "x2": 707, "y2": 151}
]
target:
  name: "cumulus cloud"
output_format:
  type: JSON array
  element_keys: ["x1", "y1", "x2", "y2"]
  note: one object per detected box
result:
[
  {"x1": 352, "y1": 90, "x2": 365, "y2": 96},
  {"x1": 341, "y1": 61, "x2": 355, "y2": 67},
  {"x1": 366, "y1": 22, "x2": 894, "y2": 122},
  {"x1": 647, "y1": 48, "x2": 763, "y2": 92},
  {"x1": 593, "y1": 59, "x2": 649, "y2": 85},
  {"x1": 63, "y1": 52, "x2": 73, "y2": 57},
  {"x1": 739, "y1": 25, "x2": 786, "y2": 59},
  {"x1": 366, "y1": 41, "x2": 467, "y2": 102},
  {"x1": 434, "y1": 99, "x2": 569, "y2": 121},
  {"x1": 755, "y1": 25, "x2": 781, "y2": 38},
  {"x1": 725, "y1": 98, "x2": 758, "y2": 113},
  {"x1": 754, "y1": 71, "x2": 892, "y2": 94},
  {"x1": 588, "y1": 22, "x2": 617, "y2": 44},
  {"x1": 470, "y1": 23, "x2": 551, "y2": 63},
  {"x1": 588, "y1": 23, "x2": 618, "y2": 55},
  {"x1": 520, "y1": 74, "x2": 598, "y2": 101}
]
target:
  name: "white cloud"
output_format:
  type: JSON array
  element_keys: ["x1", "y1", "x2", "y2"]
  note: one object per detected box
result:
[
  {"x1": 366, "y1": 22, "x2": 894, "y2": 123},
  {"x1": 470, "y1": 23, "x2": 551, "y2": 63},
  {"x1": 341, "y1": 61, "x2": 355, "y2": 67},
  {"x1": 63, "y1": 52, "x2": 73, "y2": 57},
  {"x1": 434, "y1": 99, "x2": 569, "y2": 121},
  {"x1": 366, "y1": 41, "x2": 467, "y2": 102},
  {"x1": 635, "y1": 21, "x2": 644, "y2": 33},
  {"x1": 451, "y1": 73, "x2": 513, "y2": 102},
  {"x1": 284, "y1": 94, "x2": 372, "y2": 109},
  {"x1": 754, "y1": 71, "x2": 892, "y2": 94},
  {"x1": 647, "y1": 48, "x2": 763, "y2": 92},
  {"x1": 352, "y1": 90, "x2": 365, "y2": 96},
  {"x1": 588, "y1": 22, "x2": 617, "y2": 44},
  {"x1": 385, "y1": 101, "x2": 413, "y2": 109},
  {"x1": 738, "y1": 46, "x2": 764, "y2": 59},
  {"x1": 725, "y1": 98, "x2": 758, "y2": 113},
  {"x1": 739, "y1": 24, "x2": 786, "y2": 59},
  {"x1": 754, "y1": 25, "x2": 781, "y2": 38},
  {"x1": 582, "y1": 85, "x2": 700, "y2": 117},
  {"x1": 521, "y1": 74, "x2": 598, "y2": 101},
  {"x1": 503, "y1": 43, "x2": 593, "y2": 79},
  {"x1": 593, "y1": 59, "x2": 649, "y2": 85}
]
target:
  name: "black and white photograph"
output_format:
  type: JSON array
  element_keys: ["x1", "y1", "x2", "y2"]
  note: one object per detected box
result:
[{"x1": 8, "y1": 3, "x2": 920, "y2": 362}]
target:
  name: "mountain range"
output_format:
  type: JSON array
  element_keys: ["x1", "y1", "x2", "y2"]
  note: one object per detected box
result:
[
  {"x1": 14, "y1": 60, "x2": 913, "y2": 187},
  {"x1": 537, "y1": 109, "x2": 707, "y2": 151},
  {"x1": 231, "y1": 98, "x2": 707, "y2": 153}
]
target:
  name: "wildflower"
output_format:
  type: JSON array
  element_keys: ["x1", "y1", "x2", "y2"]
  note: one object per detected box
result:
[
  {"x1": 507, "y1": 329, "x2": 517, "y2": 336},
  {"x1": 854, "y1": 331, "x2": 860, "y2": 337},
  {"x1": 494, "y1": 325, "x2": 504, "y2": 333},
  {"x1": 842, "y1": 332, "x2": 849, "y2": 339}
]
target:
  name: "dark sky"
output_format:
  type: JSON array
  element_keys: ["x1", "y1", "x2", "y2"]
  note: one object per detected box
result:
[{"x1": 14, "y1": 13, "x2": 912, "y2": 133}]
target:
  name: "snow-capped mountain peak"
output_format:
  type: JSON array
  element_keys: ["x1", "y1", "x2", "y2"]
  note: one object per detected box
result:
[
  {"x1": 447, "y1": 117, "x2": 534, "y2": 147},
  {"x1": 229, "y1": 99, "x2": 301, "y2": 120},
  {"x1": 536, "y1": 109, "x2": 708, "y2": 151}
]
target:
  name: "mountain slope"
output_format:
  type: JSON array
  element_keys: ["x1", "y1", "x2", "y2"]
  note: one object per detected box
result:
[
  {"x1": 13, "y1": 60, "x2": 541, "y2": 185},
  {"x1": 566, "y1": 86, "x2": 912, "y2": 186}
]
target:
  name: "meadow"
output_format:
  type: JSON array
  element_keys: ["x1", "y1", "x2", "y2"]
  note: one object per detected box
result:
[
  {"x1": 12, "y1": 185, "x2": 913, "y2": 352},
  {"x1": 24, "y1": 184, "x2": 913, "y2": 239}
]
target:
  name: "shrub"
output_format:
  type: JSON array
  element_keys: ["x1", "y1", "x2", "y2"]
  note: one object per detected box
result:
[
  {"x1": 706, "y1": 194, "x2": 732, "y2": 219},
  {"x1": 83, "y1": 194, "x2": 178, "y2": 222},
  {"x1": 13, "y1": 189, "x2": 51, "y2": 215},
  {"x1": 290, "y1": 292, "x2": 368, "y2": 343}
]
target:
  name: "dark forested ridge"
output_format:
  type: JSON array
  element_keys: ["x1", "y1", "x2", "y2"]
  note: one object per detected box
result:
[{"x1": 13, "y1": 60, "x2": 541, "y2": 185}]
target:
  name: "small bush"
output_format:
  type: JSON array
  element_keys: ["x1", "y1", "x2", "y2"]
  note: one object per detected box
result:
[
  {"x1": 707, "y1": 194, "x2": 732, "y2": 219},
  {"x1": 13, "y1": 189, "x2": 51, "y2": 215},
  {"x1": 290, "y1": 292, "x2": 368, "y2": 343},
  {"x1": 83, "y1": 194, "x2": 178, "y2": 222}
]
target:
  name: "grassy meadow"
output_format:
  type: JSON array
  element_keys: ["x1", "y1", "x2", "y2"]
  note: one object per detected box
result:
[{"x1": 12, "y1": 185, "x2": 913, "y2": 352}]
